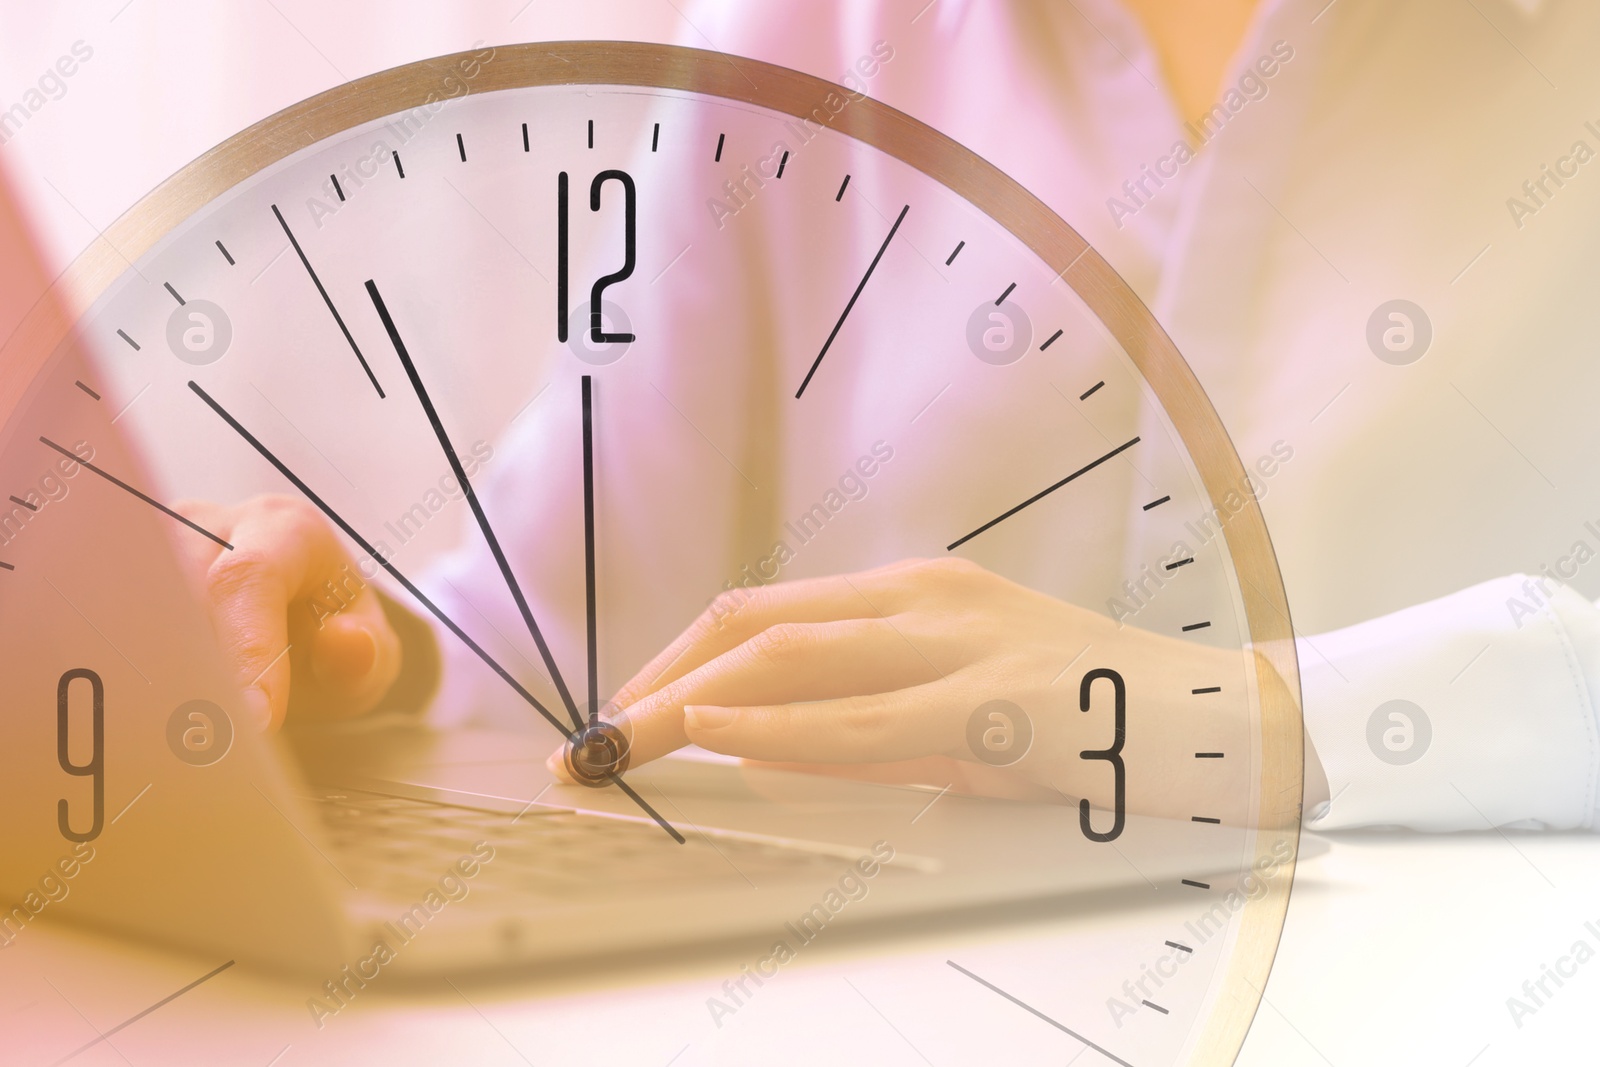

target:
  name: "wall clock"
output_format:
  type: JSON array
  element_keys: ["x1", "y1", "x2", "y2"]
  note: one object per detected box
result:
[{"x1": 0, "y1": 42, "x2": 1303, "y2": 1066}]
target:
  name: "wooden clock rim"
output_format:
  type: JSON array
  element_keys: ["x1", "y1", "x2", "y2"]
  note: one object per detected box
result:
[{"x1": 0, "y1": 40, "x2": 1304, "y2": 1064}]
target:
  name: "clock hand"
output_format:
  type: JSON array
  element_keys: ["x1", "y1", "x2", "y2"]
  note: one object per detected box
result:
[
  {"x1": 582, "y1": 374, "x2": 598, "y2": 725},
  {"x1": 947, "y1": 437, "x2": 1142, "y2": 551},
  {"x1": 188, "y1": 381, "x2": 563, "y2": 733},
  {"x1": 794, "y1": 203, "x2": 908, "y2": 400},
  {"x1": 366, "y1": 279, "x2": 585, "y2": 732},
  {"x1": 946, "y1": 961, "x2": 1135, "y2": 1067},
  {"x1": 564, "y1": 374, "x2": 652, "y2": 810},
  {"x1": 271, "y1": 205, "x2": 385, "y2": 399},
  {"x1": 38, "y1": 437, "x2": 233, "y2": 549},
  {"x1": 188, "y1": 380, "x2": 685, "y2": 844}
]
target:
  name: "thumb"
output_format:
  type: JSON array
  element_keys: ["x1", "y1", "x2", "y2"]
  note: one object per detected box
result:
[
  {"x1": 296, "y1": 590, "x2": 402, "y2": 718},
  {"x1": 204, "y1": 554, "x2": 294, "y2": 732}
]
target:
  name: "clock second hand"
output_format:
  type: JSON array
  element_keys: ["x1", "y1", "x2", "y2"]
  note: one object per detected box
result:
[
  {"x1": 188, "y1": 380, "x2": 685, "y2": 844},
  {"x1": 366, "y1": 279, "x2": 586, "y2": 733},
  {"x1": 187, "y1": 382, "x2": 564, "y2": 733}
]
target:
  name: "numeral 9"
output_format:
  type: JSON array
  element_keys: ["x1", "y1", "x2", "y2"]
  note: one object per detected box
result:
[
  {"x1": 57, "y1": 668, "x2": 104, "y2": 842},
  {"x1": 1078, "y1": 667, "x2": 1126, "y2": 843}
]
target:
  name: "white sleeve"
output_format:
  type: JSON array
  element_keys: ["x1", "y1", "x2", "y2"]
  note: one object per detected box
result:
[{"x1": 1302, "y1": 574, "x2": 1600, "y2": 832}]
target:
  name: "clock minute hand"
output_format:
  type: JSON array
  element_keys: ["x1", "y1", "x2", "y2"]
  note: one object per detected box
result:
[{"x1": 366, "y1": 279, "x2": 586, "y2": 732}]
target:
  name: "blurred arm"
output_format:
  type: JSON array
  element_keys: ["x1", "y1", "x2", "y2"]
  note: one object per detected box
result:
[{"x1": 1303, "y1": 574, "x2": 1600, "y2": 831}]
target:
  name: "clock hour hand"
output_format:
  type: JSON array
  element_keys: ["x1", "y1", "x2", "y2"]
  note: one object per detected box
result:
[
  {"x1": 366, "y1": 279, "x2": 586, "y2": 732},
  {"x1": 366, "y1": 287, "x2": 649, "y2": 813}
]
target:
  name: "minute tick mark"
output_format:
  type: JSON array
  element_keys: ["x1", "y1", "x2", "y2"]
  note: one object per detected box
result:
[
  {"x1": 164, "y1": 282, "x2": 185, "y2": 306},
  {"x1": 456, "y1": 133, "x2": 467, "y2": 162},
  {"x1": 1079, "y1": 381, "x2": 1105, "y2": 400},
  {"x1": 945, "y1": 241, "x2": 964, "y2": 266},
  {"x1": 995, "y1": 282, "x2": 1016, "y2": 305},
  {"x1": 795, "y1": 203, "x2": 909, "y2": 399},
  {"x1": 46, "y1": 959, "x2": 236, "y2": 1067},
  {"x1": 215, "y1": 240, "x2": 235, "y2": 266},
  {"x1": 947, "y1": 961, "x2": 1136, "y2": 1067},
  {"x1": 948, "y1": 437, "x2": 1140, "y2": 551},
  {"x1": 9, "y1": 495, "x2": 37, "y2": 512},
  {"x1": 836, "y1": 174, "x2": 850, "y2": 201},
  {"x1": 714, "y1": 132, "x2": 725, "y2": 162},
  {"x1": 393, "y1": 152, "x2": 405, "y2": 179}
]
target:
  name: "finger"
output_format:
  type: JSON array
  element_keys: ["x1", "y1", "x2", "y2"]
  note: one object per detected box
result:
[
  {"x1": 751, "y1": 756, "x2": 1053, "y2": 801},
  {"x1": 682, "y1": 679, "x2": 963, "y2": 764},
  {"x1": 290, "y1": 579, "x2": 403, "y2": 719},
  {"x1": 204, "y1": 497, "x2": 354, "y2": 731},
  {"x1": 627, "y1": 617, "x2": 939, "y2": 761},
  {"x1": 610, "y1": 565, "x2": 920, "y2": 712},
  {"x1": 547, "y1": 618, "x2": 936, "y2": 780}
]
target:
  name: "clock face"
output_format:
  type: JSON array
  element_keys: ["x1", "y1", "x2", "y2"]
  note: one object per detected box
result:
[{"x1": 0, "y1": 44, "x2": 1301, "y2": 1066}]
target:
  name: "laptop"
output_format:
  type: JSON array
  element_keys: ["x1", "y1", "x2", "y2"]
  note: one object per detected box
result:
[{"x1": 0, "y1": 345, "x2": 1240, "y2": 976}]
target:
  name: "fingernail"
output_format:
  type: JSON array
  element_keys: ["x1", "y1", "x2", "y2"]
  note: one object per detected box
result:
[
  {"x1": 313, "y1": 623, "x2": 377, "y2": 684},
  {"x1": 243, "y1": 688, "x2": 272, "y2": 733},
  {"x1": 685, "y1": 705, "x2": 736, "y2": 731}
]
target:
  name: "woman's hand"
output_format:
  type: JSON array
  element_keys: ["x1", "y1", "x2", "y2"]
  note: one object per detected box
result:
[
  {"x1": 553, "y1": 557, "x2": 1250, "y2": 822},
  {"x1": 173, "y1": 495, "x2": 407, "y2": 732}
]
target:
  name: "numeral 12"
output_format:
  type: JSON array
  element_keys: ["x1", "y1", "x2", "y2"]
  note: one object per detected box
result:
[{"x1": 557, "y1": 169, "x2": 637, "y2": 344}]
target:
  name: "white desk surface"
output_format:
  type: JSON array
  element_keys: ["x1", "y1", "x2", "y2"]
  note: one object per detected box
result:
[{"x1": 5, "y1": 829, "x2": 1596, "y2": 1066}]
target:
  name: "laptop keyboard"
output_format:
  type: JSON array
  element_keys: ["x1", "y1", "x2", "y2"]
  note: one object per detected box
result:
[{"x1": 309, "y1": 787, "x2": 860, "y2": 900}]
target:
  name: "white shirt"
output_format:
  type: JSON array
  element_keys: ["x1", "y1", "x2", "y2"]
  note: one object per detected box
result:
[{"x1": 426, "y1": 0, "x2": 1600, "y2": 832}]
